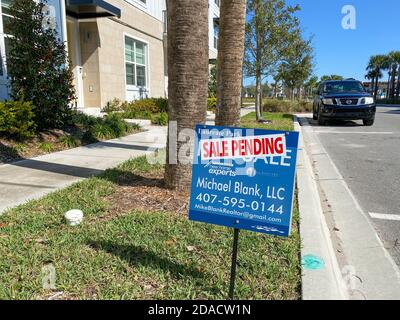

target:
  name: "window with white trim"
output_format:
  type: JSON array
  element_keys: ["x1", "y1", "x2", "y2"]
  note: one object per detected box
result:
[
  {"x1": 0, "y1": 0, "x2": 13, "y2": 77},
  {"x1": 125, "y1": 36, "x2": 147, "y2": 87}
]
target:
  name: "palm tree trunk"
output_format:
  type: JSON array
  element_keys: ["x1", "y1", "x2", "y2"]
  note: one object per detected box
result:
[
  {"x1": 390, "y1": 65, "x2": 396, "y2": 99},
  {"x1": 215, "y1": 0, "x2": 246, "y2": 127},
  {"x1": 164, "y1": 0, "x2": 209, "y2": 190},
  {"x1": 374, "y1": 75, "x2": 379, "y2": 100},
  {"x1": 397, "y1": 66, "x2": 400, "y2": 100}
]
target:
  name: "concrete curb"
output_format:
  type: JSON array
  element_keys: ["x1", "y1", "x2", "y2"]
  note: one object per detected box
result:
[
  {"x1": 295, "y1": 117, "x2": 348, "y2": 300},
  {"x1": 297, "y1": 114, "x2": 400, "y2": 300}
]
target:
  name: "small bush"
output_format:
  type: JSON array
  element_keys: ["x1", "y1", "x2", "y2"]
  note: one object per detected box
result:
[
  {"x1": 103, "y1": 113, "x2": 128, "y2": 137},
  {"x1": 102, "y1": 98, "x2": 123, "y2": 113},
  {"x1": 263, "y1": 99, "x2": 312, "y2": 113},
  {"x1": 376, "y1": 98, "x2": 400, "y2": 105},
  {"x1": 86, "y1": 113, "x2": 136, "y2": 141},
  {"x1": 122, "y1": 110, "x2": 153, "y2": 120},
  {"x1": 70, "y1": 111, "x2": 100, "y2": 129},
  {"x1": 110, "y1": 98, "x2": 169, "y2": 119},
  {"x1": 59, "y1": 135, "x2": 78, "y2": 148},
  {"x1": 208, "y1": 97, "x2": 217, "y2": 111},
  {"x1": 0, "y1": 101, "x2": 37, "y2": 140},
  {"x1": 38, "y1": 142, "x2": 54, "y2": 153},
  {"x1": 151, "y1": 112, "x2": 168, "y2": 126}
]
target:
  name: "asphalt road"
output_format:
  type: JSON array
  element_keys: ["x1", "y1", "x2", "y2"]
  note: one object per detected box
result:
[{"x1": 306, "y1": 105, "x2": 400, "y2": 265}]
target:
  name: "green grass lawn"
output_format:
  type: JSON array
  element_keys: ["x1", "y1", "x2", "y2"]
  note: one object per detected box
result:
[
  {"x1": 241, "y1": 112, "x2": 294, "y2": 131},
  {"x1": 0, "y1": 113, "x2": 300, "y2": 300}
]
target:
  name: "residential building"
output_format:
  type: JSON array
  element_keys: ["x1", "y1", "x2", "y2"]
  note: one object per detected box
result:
[{"x1": 0, "y1": 0, "x2": 219, "y2": 111}]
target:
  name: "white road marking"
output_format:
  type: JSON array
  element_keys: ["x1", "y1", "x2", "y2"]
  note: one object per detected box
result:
[
  {"x1": 314, "y1": 131, "x2": 395, "y2": 134},
  {"x1": 369, "y1": 212, "x2": 400, "y2": 221}
]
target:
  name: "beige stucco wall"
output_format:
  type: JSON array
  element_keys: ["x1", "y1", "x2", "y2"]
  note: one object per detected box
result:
[
  {"x1": 78, "y1": 0, "x2": 166, "y2": 109},
  {"x1": 79, "y1": 22, "x2": 102, "y2": 108}
]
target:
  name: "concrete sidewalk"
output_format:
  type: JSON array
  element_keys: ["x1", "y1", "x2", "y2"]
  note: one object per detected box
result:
[
  {"x1": 295, "y1": 118, "x2": 347, "y2": 300},
  {"x1": 0, "y1": 125, "x2": 167, "y2": 214}
]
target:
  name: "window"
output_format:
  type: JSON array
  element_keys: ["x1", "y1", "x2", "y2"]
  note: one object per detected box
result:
[
  {"x1": 213, "y1": 23, "x2": 219, "y2": 49},
  {"x1": 214, "y1": 0, "x2": 220, "y2": 7},
  {"x1": 125, "y1": 36, "x2": 147, "y2": 87},
  {"x1": 1, "y1": 0, "x2": 13, "y2": 77}
]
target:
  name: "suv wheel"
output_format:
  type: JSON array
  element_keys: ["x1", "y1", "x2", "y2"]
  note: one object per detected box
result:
[
  {"x1": 317, "y1": 110, "x2": 326, "y2": 125},
  {"x1": 363, "y1": 118, "x2": 375, "y2": 126},
  {"x1": 313, "y1": 107, "x2": 318, "y2": 120}
]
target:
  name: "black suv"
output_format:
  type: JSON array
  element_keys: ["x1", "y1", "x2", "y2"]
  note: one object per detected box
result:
[{"x1": 313, "y1": 80, "x2": 376, "y2": 126}]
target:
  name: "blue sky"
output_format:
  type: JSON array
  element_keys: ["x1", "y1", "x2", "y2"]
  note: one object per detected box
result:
[{"x1": 244, "y1": 0, "x2": 400, "y2": 86}]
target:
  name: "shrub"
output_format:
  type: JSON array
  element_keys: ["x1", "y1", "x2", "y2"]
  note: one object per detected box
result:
[
  {"x1": 151, "y1": 112, "x2": 168, "y2": 126},
  {"x1": 8, "y1": 0, "x2": 75, "y2": 130},
  {"x1": 0, "y1": 101, "x2": 36, "y2": 140},
  {"x1": 153, "y1": 98, "x2": 169, "y2": 113},
  {"x1": 208, "y1": 97, "x2": 217, "y2": 111},
  {"x1": 122, "y1": 110, "x2": 153, "y2": 120},
  {"x1": 263, "y1": 99, "x2": 312, "y2": 113},
  {"x1": 102, "y1": 98, "x2": 123, "y2": 113},
  {"x1": 86, "y1": 113, "x2": 136, "y2": 141},
  {"x1": 103, "y1": 113, "x2": 129, "y2": 137},
  {"x1": 376, "y1": 98, "x2": 400, "y2": 105},
  {"x1": 38, "y1": 142, "x2": 54, "y2": 153},
  {"x1": 70, "y1": 111, "x2": 100, "y2": 129},
  {"x1": 111, "y1": 98, "x2": 168, "y2": 119},
  {"x1": 59, "y1": 135, "x2": 78, "y2": 149}
]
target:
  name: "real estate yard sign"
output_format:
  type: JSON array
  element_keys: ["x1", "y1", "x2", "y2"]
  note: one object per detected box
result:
[{"x1": 189, "y1": 125, "x2": 299, "y2": 238}]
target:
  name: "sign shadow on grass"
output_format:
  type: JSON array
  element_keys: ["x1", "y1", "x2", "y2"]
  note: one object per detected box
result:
[{"x1": 87, "y1": 241, "x2": 207, "y2": 281}]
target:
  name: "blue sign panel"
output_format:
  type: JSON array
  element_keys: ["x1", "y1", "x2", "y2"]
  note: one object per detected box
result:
[{"x1": 189, "y1": 125, "x2": 299, "y2": 237}]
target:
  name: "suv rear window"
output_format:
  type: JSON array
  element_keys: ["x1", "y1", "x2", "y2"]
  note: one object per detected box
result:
[{"x1": 323, "y1": 81, "x2": 365, "y2": 94}]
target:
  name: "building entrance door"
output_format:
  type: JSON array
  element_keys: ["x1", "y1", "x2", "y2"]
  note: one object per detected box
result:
[{"x1": 67, "y1": 18, "x2": 84, "y2": 109}]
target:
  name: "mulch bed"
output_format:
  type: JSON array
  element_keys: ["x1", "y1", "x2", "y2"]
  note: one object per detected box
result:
[
  {"x1": 103, "y1": 169, "x2": 190, "y2": 219},
  {"x1": 0, "y1": 129, "x2": 68, "y2": 164}
]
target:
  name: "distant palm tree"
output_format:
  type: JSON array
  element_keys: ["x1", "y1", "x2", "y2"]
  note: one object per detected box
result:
[
  {"x1": 164, "y1": 0, "x2": 209, "y2": 190},
  {"x1": 215, "y1": 0, "x2": 247, "y2": 127},
  {"x1": 365, "y1": 70, "x2": 375, "y2": 93},
  {"x1": 389, "y1": 51, "x2": 400, "y2": 100},
  {"x1": 367, "y1": 55, "x2": 387, "y2": 100}
]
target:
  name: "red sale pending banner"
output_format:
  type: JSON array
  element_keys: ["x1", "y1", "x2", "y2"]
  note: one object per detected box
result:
[{"x1": 200, "y1": 134, "x2": 287, "y2": 161}]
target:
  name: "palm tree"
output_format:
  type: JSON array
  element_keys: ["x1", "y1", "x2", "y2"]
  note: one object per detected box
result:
[
  {"x1": 389, "y1": 51, "x2": 400, "y2": 100},
  {"x1": 365, "y1": 70, "x2": 375, "y2": 94},
  {"x1": 164, "y1": 0, "x2": 209, "y2": 190},
  {"x1": 367, "y1": 55, "x2": 387, "y2": 100},
  {"x1": 215, "y1": 0, "x2": 247, "y2": 127}
]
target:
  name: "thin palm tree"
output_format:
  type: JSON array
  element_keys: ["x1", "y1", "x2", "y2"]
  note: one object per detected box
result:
[
  {"x1": 365, "y1": 70, "x2": 375, "y2": 94},
  {"x1": 390, "y1": 51, "x2": 400, "y2": 100},
  {"x1": 367, "y1": 55, "x2": 387, "y2": 100},
  {"x1": 215, "y1": 0, "x2": 247, "y2": 127},
  {"x1": 164, "y1": 0, "x2": 209, "y2": 190}
]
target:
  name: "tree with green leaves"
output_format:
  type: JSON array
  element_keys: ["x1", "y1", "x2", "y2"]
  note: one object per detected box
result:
[
  {"x1": 208, "y1": 63, "x2": 217, "y2": 98},
  {"x1": 277, "y1": 34, "x2": 314, "y2": 101},
  {"x1": 244, "y1": 0, "x2": 301, "y2": 120},
  {"x1": 304, "y1": 75, "x2": 319, "y2": 98},
  {"x1": 319, "y1": 75, "x2": 344, "y2": 82},
  {"x1": 8, "y1": 0, "x2": 75, "y2": 130}
]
